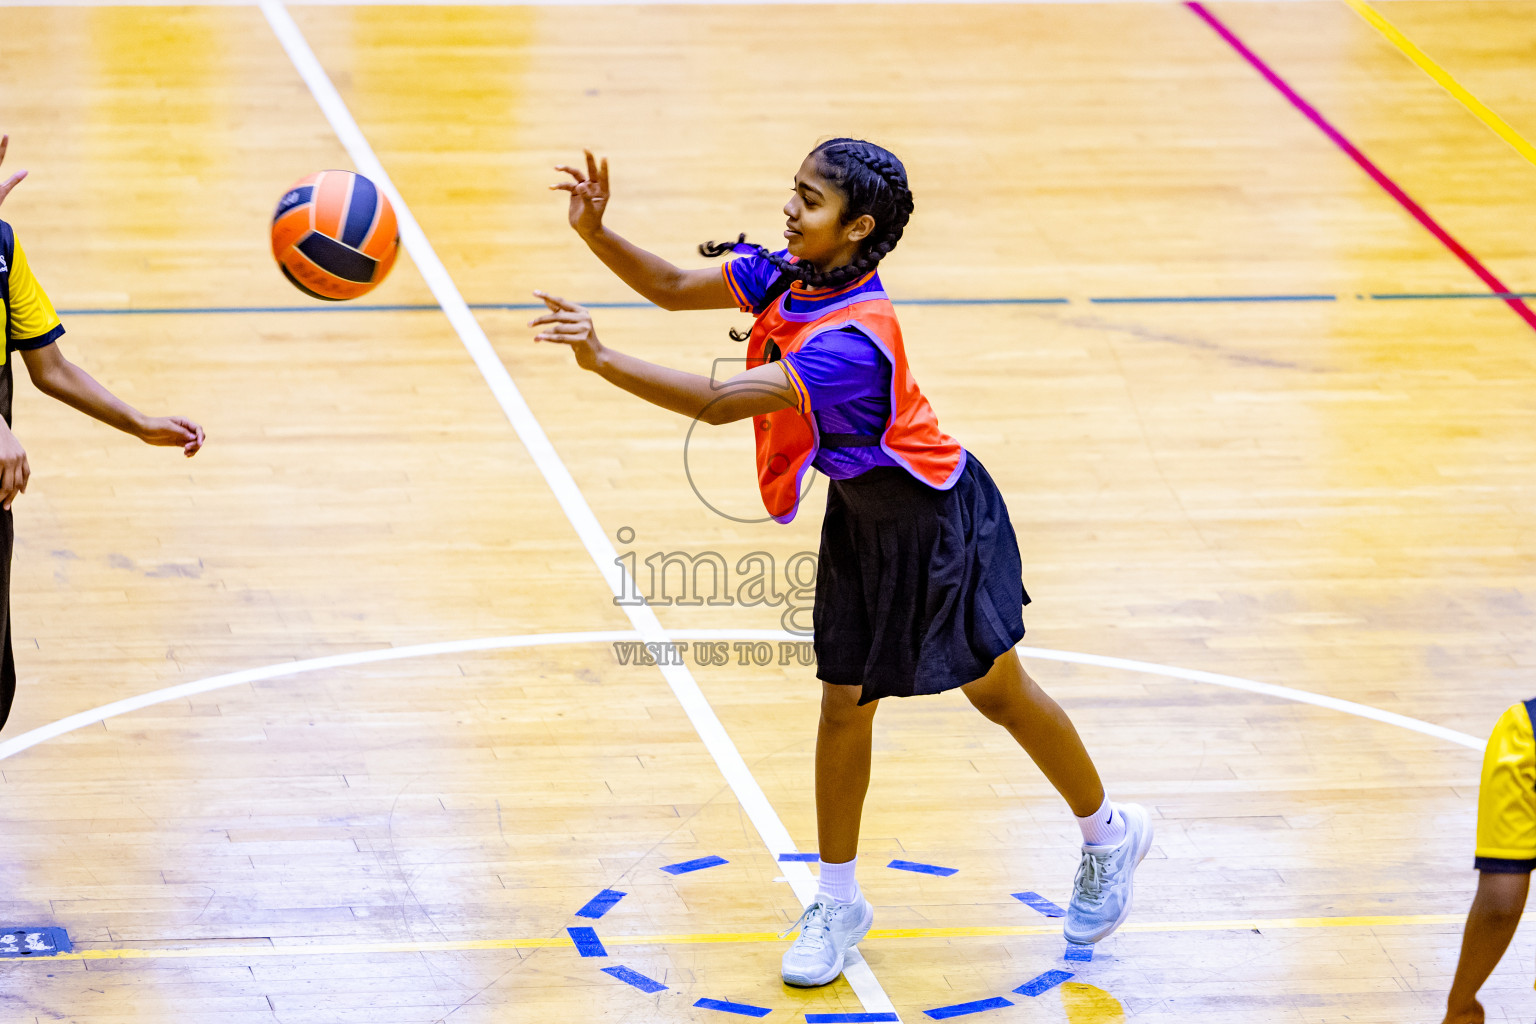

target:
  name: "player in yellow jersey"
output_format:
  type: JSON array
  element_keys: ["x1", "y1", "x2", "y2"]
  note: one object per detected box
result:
[
  {"x1": 1444, "y1": 697, "x2": 1536, "y2": 1022},
  {"x1": 0, "y1": 134, "x2": 204, "y2": 733}
]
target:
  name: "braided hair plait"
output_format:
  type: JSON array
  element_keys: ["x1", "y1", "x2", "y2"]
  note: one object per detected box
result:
[{"x1": 700, "y1": 139, "x2": 915, "y2": 327}]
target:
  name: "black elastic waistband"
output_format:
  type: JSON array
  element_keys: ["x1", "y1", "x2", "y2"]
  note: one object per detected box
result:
[{"x1": 821, "y1": 433, "x2": 881, "y2": 448}]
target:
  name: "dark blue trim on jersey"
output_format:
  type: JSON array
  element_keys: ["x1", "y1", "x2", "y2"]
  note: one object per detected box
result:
[
  {"x1": 340, "y1": 175, "x2": 378, "y2": 248},
  {"x1": 1475, "y1": 856, "x2": 1536, "y2": 874},
  {"x1": 8, "y1": 324, "x2": 63, "y2": 350}
]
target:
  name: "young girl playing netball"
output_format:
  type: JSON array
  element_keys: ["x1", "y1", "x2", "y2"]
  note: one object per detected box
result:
[
  {"x1": 0, "y1": 133, "x2": 205, "y2": 734},
  {"x1": 532, "y1": 141, "x2": 1150, "y2": 987}
]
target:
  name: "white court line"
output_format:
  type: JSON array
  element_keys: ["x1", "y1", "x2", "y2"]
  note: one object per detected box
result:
[
  {"x1": 256, "y1": 2, "x2": 899, "y2": 1011},
  {"x1": 0, "y1": 629, "x2": 1484, "y2": 765}
]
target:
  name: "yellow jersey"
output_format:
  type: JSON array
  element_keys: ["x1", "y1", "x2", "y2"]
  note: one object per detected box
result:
[
  {"x1": 0, "y1": 220, "x2": 65, "y2": 361},
  {"x1": 1475, "y1": 699, "x2": 1536, "y2": 872}
]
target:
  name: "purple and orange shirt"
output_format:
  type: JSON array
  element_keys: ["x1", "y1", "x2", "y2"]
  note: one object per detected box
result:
[{"x1": 723, "y1": 249, "x2": 899, "y2": 480}]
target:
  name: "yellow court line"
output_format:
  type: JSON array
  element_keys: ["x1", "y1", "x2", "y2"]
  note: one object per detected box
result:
[
  {"x1": 1342, "y1": 0, "x2": 1536, "y2": 169},
  {"x1": 30, "y1": 913, "x2": 1475, "y2": 963}
]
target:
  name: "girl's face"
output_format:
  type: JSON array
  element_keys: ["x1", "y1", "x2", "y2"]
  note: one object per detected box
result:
[{"x1": 783, "y1": 152, "x2": 875, "y2": 274}]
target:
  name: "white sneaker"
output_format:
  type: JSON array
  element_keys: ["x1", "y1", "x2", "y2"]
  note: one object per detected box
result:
[
  {"x1": 779, "y1": 894, "x2": 875, "y2": 987},
  {"x1": 1064, "y1": 802, "x2": 1153, "y2": 945}
]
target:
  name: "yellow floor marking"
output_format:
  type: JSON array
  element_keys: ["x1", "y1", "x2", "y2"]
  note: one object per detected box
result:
[
  {"x1": 32, "y1": 913, "x2": 1474, "y2": 963},
  {"x1": 1342, "y1": 0, "x2": 1536, "y2": 169}
]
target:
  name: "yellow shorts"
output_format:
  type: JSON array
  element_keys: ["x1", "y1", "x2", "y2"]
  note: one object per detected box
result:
[{"x1": 1475, "y1": 700, "x2": 1536, "y2": 873}]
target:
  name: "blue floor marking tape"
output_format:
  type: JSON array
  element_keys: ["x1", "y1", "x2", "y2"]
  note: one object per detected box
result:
[
  {"x1": 56, "y1": 290, "x2": 1536, "y2": 319},
  {"x1": 601, "y1": 965, "x2": 667, "y2": 993},
  {"x1": 1014, "y1": 969, "x2": 1074, "y2": 997},
  {"x1": 662, "y1": 855, "x2": 729, "y2": 875},
  {"x1": 777, "y1": 853, "x2": 819, "y2": 862},
  {"x1": 922, "y1": 996, "x2": 1014, "y2": 1019},
  {"x1": 694, "y1": 996, "x2": 773, "y2": 1017},
  {"x1": 889, "y1": 859, "x2": 958, "y2": 876},
  {"x1": 0, "y1": 927, "x2": 71, "y2": 957},
  {"x1": 1064, "y1": 945, "x2": 1093, "y2": 962},
  {"x1": 575, "y1": 888, "x2": 627, "y2": 919},
  {"x1": 1011, "y1": 891, "x2": 1065, "y2": 917},
  {"x1": 567, "y1": 926, "x2": 607, "y2": 957},
  {"x1": 805, "y1": 1014, "x2": 901, "y2": 1022},
  {"x1": 1089, "y1": 293, "x2": 1337, "y2": 304}
]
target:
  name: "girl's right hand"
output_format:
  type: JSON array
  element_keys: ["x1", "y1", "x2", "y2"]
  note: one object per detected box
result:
[
  {"x1": 0, "y1": 423, "x2": 30, "y2": 511},
  {"x1": 552, "y1": 150, "x2": 610, "y2": 239}
]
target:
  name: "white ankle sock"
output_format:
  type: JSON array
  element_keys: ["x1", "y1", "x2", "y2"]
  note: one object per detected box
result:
[
  {"x1": 816, "y1": 856, "x2": 859, "y2": 904},
  {"x1": 1076, "y1": 796, "x2": 1126, "y2": 847}
]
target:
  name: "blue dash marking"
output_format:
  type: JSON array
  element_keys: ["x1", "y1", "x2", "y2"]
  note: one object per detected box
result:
[
  {"x1": 1014, "y1": 969, "x2": 1074, "y2": 997},
  {"x1": 888, "y1": 859, "x2": 957, "y2": 876},
  {"x1": 575, "y1": 889, "x2": 627, "y2": 919},
  {"x1": 662, "y1": 855, "x2": 728, "y2": 874},
  {"x1": 0, "y1": 927, "x2": 71, "y2": 957},
  {"x1": 567, "y1": 926, "x2": 607, "y2": 957},
  {"x1": 923, "y1": 996, "x2": 1014, "y2": 1019},
  {"x1": 1369, "y1": 291, "x2": 1536, "y2": 301},
  {"x1": 806, "y1": 1014, "x2": 901, "y2": 1022},
  {"x1": 601, "y1": 965, "x2": 666, "y2": 993},
  {"x1": 1011, "y1": 891, "x2": 1065, "y2": 917},
  {"x1": 777, "y1": 852, "x2": 819, "y2": 862},
  {"x1": 694, "y1": 997, "x2": 772, "y2": 1017},
  {"x1": 1089, "y1": 293, "x2": 1336, "y2": 304},
  {"x1": 1064, "y1": 944, "x2": 1093, "y2": 962}
]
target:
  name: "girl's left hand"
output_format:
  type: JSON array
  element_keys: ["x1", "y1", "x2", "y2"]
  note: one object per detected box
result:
[
  {"x1": 0, "y1": 134, "x2": 28, "y2": 210},
  {"x1": 530, "y1": 291, "x2": 604, "y2": 371},
  {"x1": 138, "y1": 415, "x2": 205, "y2": 457}
]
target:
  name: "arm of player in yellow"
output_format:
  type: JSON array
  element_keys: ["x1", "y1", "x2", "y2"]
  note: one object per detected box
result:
[{"x1": 19, "y1": 343, "x2": 205, "y2": 457}]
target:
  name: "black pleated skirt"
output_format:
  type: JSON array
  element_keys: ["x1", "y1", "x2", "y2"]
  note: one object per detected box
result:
[{"x1": 813, "y1": 453, "x2": 1029, "y2": 705}]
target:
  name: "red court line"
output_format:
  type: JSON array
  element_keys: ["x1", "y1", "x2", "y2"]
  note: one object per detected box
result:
[{"x1": 1185, "y1": 1, "x2": 1536, "y2": 335}]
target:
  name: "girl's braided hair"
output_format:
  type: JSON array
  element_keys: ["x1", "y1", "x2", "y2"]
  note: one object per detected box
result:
[{"x1": 701, "y1": 138, "x2": 915, "y2": 331}]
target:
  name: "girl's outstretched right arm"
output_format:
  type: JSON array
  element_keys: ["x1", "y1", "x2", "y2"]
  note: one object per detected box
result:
[{"x1": 554, "y1": 151, "x2": 735, "y2": 312}]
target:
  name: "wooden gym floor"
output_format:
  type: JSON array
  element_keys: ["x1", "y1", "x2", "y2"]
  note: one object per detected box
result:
[{"x1": 1, "y1": 1, "x2": 1536, "y2": 1021}]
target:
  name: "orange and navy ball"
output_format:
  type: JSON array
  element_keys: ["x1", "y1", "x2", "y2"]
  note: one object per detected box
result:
[{"x1": 271, "y1": 170, "x2": 399, "y2": 301}]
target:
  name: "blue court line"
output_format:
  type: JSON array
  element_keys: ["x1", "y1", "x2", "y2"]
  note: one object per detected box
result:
[
  {"x1": 601, "y1": 964, "x2": 667, "y2": 993},
  {"x1": 805, "y1": 1014, "x2": 901, "y2": 1023},
  {"x1": 575, "y1": 888, "x2": 627, "y2": 920},
  {"x1": 1064, "y1": 945, "x2": 1093, "y2": 962},
  {"x1": 1011, "y1": 892, "x2": 1065, "y2": 918},
  {"x1": 1014, "y1": 969, "x2": 1074, "y2": 997},
  {"x1": 567, "y1": 926, "x2": 607, "y2": 957},
  {"x1": 694, "y1": 996, "x2": 773, "y2": 1017},
  {"x1": 888, "y1": 859, "x2": 958, "y2": 876},
  {"x1": 922, "y1": 996, "x2": 1014, "y2": 1019},
  {"x1": 1089, "y1": 293, "x2": 1336, "y2": 304},
  {"x1": 53, "y1": 290, "x2": 1536, "y2": 318},
  {"x1": 1369, "y1": 291, "x2": 1536, "y2": 300},
  {"x1": 777, "y1": 853, "x2": 819, "y2": 862},
  {"x1": 661, "y1": 855, "x2": 728, "y2": 875}
]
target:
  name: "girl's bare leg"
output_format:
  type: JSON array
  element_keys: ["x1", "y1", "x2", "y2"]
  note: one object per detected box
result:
[
  {"x1": 815, "y1": 682, "x2": 878, "y2": 863},
  {"x1": 961, "y1": 648, "x2": 1105, "y2": 816}
]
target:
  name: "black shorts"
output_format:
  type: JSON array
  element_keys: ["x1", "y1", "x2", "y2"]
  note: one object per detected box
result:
[{"x1": 813, "y1": 453, "x2": 1029, "y2": 704}]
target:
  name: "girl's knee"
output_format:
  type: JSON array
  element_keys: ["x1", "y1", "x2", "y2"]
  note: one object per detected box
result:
[{"x1": 821, "y1": 683, "x2": 875, "y2": 727}]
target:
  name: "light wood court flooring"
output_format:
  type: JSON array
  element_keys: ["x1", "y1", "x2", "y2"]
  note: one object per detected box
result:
[{"x1": 1, "y1": 2, "x2": 1536, "y2": 1021}]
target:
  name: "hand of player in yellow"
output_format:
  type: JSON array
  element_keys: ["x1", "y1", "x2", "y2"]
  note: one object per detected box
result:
[
  {"x1": 0, "y1": 134, "x2": 27, "y2": 209},
  {"x1": 0, "y1": 422, "x2": 30, "y2": 511},
  {"x1": 551, "y1": 150, "x2": 609, "y2": 240},
  {"x1": 137, "y1": 415, "x2": 206, "y2": 457},
  {"x1": 529, "y1": 291, "x2": 604, "y2": 372}
]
